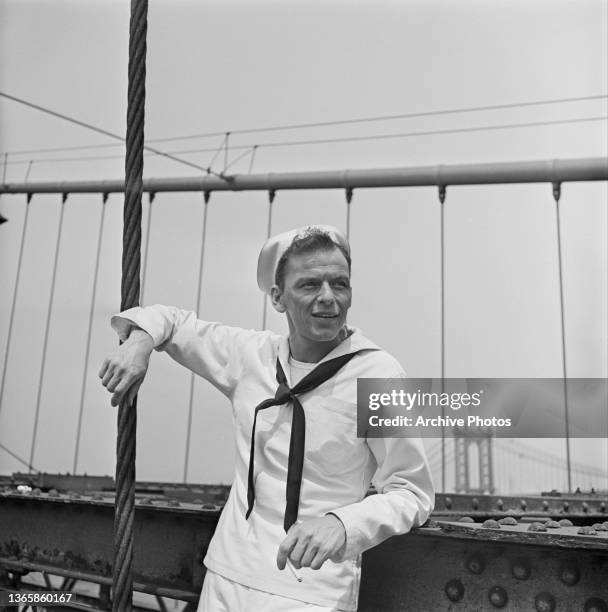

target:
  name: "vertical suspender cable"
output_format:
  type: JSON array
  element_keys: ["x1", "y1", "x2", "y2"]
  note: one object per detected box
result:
[
  {"x1": 440, "y1": 200, "x2": 446, "y2": 491},
  {"x1": 0, "y1": 199, "x2": 31, "y2": 420},
  {"x1": 73, "y1": 197, "x2": 107, "y2": 474},
  {"x1": 345, "y1": 188, "x2": 353, "y2": 241},
  {"x1": 113, "y1": 0, "x2": 147, "y2": 609},
  {"x1": 30, "y1": 196, "x2": 67, "y2": 470},
  {"x1": 183, "y1": 193, "x2": 210, "y2": 483},
  {"x1": 261, "y1": 192, "x2": 275, "y2": 330},
  {"x1": 552, "y1": 182, "x2": 572, "y2": 493},
  {"x1": 140, "y1": 193, "x2": 154, "y2": 304}
]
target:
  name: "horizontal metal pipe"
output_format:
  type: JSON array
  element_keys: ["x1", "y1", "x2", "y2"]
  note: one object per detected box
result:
[{"x1": 1, "y1": 157, "x2": 606, "y2": 196}]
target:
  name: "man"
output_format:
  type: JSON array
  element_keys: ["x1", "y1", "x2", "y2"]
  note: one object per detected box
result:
[{"x1": 99, "y1": 225, "x2": 434, "y2": 612}]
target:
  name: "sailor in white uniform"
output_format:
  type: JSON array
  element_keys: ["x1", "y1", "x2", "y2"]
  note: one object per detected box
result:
[{"x1": 100, "y1": 225, "x2": 434, "y2": 611}]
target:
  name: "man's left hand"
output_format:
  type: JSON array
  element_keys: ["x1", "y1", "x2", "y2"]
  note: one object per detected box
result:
[{"x1": 276, "y1": 514, "x2": 346, "y2": 571}]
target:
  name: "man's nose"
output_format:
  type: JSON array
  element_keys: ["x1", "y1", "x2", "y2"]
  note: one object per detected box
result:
[{"x1": 317, "y1": 281, "x2": 335, "y2": 303}]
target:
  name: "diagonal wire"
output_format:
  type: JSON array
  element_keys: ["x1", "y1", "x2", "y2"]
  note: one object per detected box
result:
[
  {"x1": 0, "y1": 200, "x2": 31, "y2": 421},
  {"x1": 224, "y1": 146, "x2": 257, "y2": 173},
  {"x1": 205, "y1": 133, "x2": 227, "y2": 173},
  {"x1": 183, "y1": 194, "x2": 210, "y2": 483},
  {"x1": 73, "y1": 198, "x2": 107, "y2": 474},
  {"x1": 248, "y1": 145, "x2": 259, "y2": 174},
  {"x1": 0, "y1": 91, "x2": 224, "y2": 178},
  {"x1": 3, "y1": 93, "x2": 607, "y2": 156},
  {"x1": 30, "y1": 196, "x2": 66, "y2": 471},
  {"x1": 3, "y1": 116, "x2": 607, "y2": 169},
  {"x1": 0, "y1": 441, "x2": 39, "y2": 473},
  {"x1": 24, "y1": 160, "x2": 34, "y2": 182}
]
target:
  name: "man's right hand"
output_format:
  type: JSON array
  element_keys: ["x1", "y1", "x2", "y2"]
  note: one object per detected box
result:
[{"x1": 98, "y1": 328, "x2": 154, "y2": 407}]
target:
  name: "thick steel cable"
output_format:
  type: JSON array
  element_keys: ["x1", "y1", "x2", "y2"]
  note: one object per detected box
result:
[
  {"x1": 183, "y1": 195, "x2": 210, "y2": 483},
  {"x1": 30, "y1": 197, "x2": 66, "y2": 470},
  {"x1": 552, "y1": 183, "x2": 572, "y2": 493},
  {"x1": 113, "y1": 1, "x2": 147, "y2": 610},
  {"x1": 140, "y1": 195, "x2": 154, "y2": 304},
  {"x1": 0, "y1": 199, "x2": 31, "y2": 420},
  {"x1": 73, "y1": 198, "x2": 107, "y2": 474},
  {"x1": 261, "y1": 195, "x2": 275, "y2": 329}
]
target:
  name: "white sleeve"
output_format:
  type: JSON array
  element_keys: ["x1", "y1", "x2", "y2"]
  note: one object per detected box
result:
[
  {"x1": 110, "y1": 304, "x2": 259, "y2": 397},
  {"x1": 329, "y1": 434, "x2": 435, "y2": 560}
]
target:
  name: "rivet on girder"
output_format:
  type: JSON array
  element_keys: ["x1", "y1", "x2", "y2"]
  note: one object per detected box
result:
[
  {"x1": 558, "y1": 562, "x2": 581, "y2": 586},
  {"x1": 528, "y1": 522, "x2": 547, "y2": 532},
  {"x1": 471, "y1": 497, "x2": 479, "y2": 510},
  {"x1": 559, "y1": 518, "x2": 573, "y2": 527},
  {"x1": 511, "y1": 559, "x2": 531, "y2": 580},
  {"x1": 582, "y1": 501, "x2": 589, "y2": 513},
  {"x1": 600, "y1": 501, "x2": 606, "y2": 513},
  {"x1": 459, "y1": 516, "x2": 474, "y2": 523},
  {"x1": 535, "y1": 592, "x2": 556, "y2": 612},
  {"x1": 563, "y1": 501, "x2": 569, "y2": 511},
  {"x1": 488, "y1": 586, "x2": 508, "y2": 609},
  {"x1": 444, "y1": 579, "x2": 464, "y2": 603},
  {"x1": 592, "y1": 522, "x2": 608, "y2": 532},
  {"x1": 584, "y1": 598, "x2": 608, "y2": 612},
  {"x1": 444, "y1": 497, "x2": 452, "y2": 510},
  {"x1": 520, "y1": 499, "x2": 527, "y2": 511},
  {"x1": 542, "y1": 500, "x2": 549, "y2": 511},
  {"x1": 466, "y1": 553, "x2": 485, "y2": 575},
  {"x1": 496, "y1": 498, "x2": 504, "y2": 511}
]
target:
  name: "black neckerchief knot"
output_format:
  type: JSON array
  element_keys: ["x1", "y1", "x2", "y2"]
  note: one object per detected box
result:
[{"x1": 246, "y1": 351, "x2": 361, "y2": 532}]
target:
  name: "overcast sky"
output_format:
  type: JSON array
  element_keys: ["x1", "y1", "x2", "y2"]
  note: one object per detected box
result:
[{"x1": 0, "y1": 0, "x2": 606, "y2": 493}]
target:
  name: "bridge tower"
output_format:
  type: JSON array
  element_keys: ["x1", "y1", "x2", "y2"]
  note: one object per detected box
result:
[{"x1": 454, "y1": 427, "x2": 494, "y2": 494}]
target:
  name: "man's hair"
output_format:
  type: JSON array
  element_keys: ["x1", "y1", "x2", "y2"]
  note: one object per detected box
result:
[{"x1": 274, "y1": 228, "x2": 351, "y2": 290}]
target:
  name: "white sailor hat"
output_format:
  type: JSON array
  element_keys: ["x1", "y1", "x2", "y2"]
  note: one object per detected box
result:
[{"x1": 256, "y1": 225, "x2": 349, "y2": 295}]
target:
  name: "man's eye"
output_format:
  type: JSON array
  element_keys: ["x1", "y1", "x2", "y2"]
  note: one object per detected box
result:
[{"x1": 333, "y1": 281, "x2": 350, "y2": 289}]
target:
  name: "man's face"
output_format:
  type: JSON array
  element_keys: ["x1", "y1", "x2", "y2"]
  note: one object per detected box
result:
[{"x1": 271, "y1": 247, "x2": 352, "y2": 348}]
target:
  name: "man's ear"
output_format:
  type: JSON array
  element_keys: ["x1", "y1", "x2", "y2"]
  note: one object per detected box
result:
[{"x1": 270, "y1": 285, "x2": 286, "y2": 313}]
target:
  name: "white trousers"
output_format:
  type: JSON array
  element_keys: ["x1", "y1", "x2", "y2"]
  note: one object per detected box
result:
[{"x1": 197, "y1": 569, "x2": 347, "y2": 612}]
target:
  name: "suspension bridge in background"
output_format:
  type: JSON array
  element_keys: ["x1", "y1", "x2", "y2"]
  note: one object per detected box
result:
[{"x1": 1, "y1": 157, "x2": 607, "y2": 498}]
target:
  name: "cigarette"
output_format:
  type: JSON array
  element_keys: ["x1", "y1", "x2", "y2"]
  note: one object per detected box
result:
[{"x1": 286, "y1": 558, "x2": 303, "y2": 582}]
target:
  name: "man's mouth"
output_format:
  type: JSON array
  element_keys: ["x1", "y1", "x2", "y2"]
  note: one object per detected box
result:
[{"x1": 312, "y1": 313, "x2": 339, "y2": 318}]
